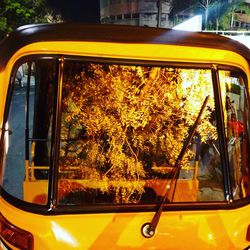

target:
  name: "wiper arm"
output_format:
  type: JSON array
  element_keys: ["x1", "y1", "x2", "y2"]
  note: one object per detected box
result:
[{"x1": 141, "y1": 95, "x2": 210, "y2": 238}]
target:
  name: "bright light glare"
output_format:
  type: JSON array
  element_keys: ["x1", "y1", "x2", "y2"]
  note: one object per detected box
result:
[
  {"x1": 0, "y1": 239, "x2": 8, "y2": 250},
  {"x1": 208, "y1": 233, "x2": 213, "y2": 240},
  {"x1": 182, "y1": 81, "x2": 193, "y2": 89},
  {"x1": 51, "y1": 222, "x2": 79, "y2": 247},
  {"x1": 5, "y1": 122, "x2": 9, "y2": 154},
  {"x1": 225, "y1": 35, "x2": 250, "y2": 48},
  {"x1": 173, "y1": 15, "x2": 202, "y2": 32}
]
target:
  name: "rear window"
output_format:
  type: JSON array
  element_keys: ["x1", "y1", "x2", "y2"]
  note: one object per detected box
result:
[{"x1": 1, "y1": 57, "x2": 250, "y2": 209}]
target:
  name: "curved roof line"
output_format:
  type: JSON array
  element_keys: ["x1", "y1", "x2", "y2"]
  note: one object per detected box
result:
[{"x1": 1, "y1": 22, "x2": 250, "y2": 68}]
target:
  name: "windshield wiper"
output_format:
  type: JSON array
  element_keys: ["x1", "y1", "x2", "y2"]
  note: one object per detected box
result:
[{"x1": 141, "y1": 95, "x2": 210, "y2": 238}]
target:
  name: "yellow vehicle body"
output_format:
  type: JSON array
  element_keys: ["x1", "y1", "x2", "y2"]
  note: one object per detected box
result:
[
  {"x1": 1, "y1": 196, "x2": 250, "y2": 250},
  {"x1": 0, "y1": 23, "x2": 250, "y2": 249}
]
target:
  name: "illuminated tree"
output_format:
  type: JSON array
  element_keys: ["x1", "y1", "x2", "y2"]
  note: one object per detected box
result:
[{"x1": 59, "y1": 63, "x2": 216, "y2": 203}]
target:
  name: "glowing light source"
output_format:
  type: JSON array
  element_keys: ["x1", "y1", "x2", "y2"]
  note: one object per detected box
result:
[
  {"x1": 173, "y1": 15, "x2": 202, "y2": 32},
  {"x1": 4, "y1": 122, "x2": 9, "y2": 155},
  {"x1": 51, "y1": 222, "x2": 78, "y2": 247},
  {"x1": 208, "y1": 233, "x2": 213, "y2": 240}
]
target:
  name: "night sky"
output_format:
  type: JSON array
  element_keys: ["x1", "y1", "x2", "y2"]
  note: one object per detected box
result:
[{"x1": 46, "y1": 0, "x2": 100, "y2": 23}]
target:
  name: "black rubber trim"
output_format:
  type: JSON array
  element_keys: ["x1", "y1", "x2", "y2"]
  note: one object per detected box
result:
[
  {"x1": 211, "y1": 65, "x2": 233, "y2": 201},
  {"x1": 1, "y1": 185, "x2": 250, "y2": 215}
]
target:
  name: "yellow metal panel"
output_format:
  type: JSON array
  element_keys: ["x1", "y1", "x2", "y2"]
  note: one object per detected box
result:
[
  {"x1": 1, "y1": 197, "x2": 250, "y2": 249},
  {"x1": 5, "y1": 41, "x2": 250, "y2": 71},
  {"x1": 23, "y1": 181, "x2": 48, "y2": 204}
]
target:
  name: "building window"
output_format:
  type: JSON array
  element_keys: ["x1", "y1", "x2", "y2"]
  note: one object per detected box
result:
[
  {"x1": 117, "y1": 14, "x2": 123, "y2": 20},
  {"x1": 124, "y1": 13, "x2": 131, "y2": 19},
  {"x1": 132, "y1": 13, "x2": 139, "y2": 19}
]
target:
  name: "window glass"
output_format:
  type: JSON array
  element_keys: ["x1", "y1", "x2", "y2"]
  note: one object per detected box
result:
[
  {"x1": 58, "y1": 61, "x2": 225, "y2": 205},
  {"x1": 219, "y1": 71, "x2": 250, "y2": 200},
  {"x1": 2, "y1": 59, "x2": 56, "y2": 204}
]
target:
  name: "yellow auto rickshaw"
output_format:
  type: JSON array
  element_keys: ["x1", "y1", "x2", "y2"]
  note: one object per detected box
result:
[{"x1": 0, "y1": 23, "x2": 250, "y2": 249}]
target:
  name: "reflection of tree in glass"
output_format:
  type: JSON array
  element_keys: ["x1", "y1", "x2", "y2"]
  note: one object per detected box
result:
[{"x1": 59, "y1": 63, "x2": 216, "y2": 203}]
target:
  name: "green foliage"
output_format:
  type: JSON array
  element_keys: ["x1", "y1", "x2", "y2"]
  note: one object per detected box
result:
[
  {"x1": 0, "y1": 17, "x2": 7, "y2": 32},
  {"x1": 234, "y1": 2, "x2": 250, "y2": 15},
  {"x1": 217, "y1": 2, "x2": 248, "y2": 30},
  {"x1": 218, "y1": 12, "x2": 232, "y2": 30},
  {"x1": 0, "y1": 0, "x2": 51, "y2": 38}
]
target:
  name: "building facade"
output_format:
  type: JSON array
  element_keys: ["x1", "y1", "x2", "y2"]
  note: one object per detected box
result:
[
  {"x1": 100, "y1": 0, "x2": 173, "y2": 28},
  {"x1": 232, "y1": 4, "x2": 250, "y2": 30}
]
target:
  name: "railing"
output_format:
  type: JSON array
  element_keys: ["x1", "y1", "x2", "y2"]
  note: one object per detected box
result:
[
  {"x1": 204, "y1": 30, "x2": 250, "y2": 36},
  {"x1": 204, "y1": 30, "x2": 250, "y2": 48}
]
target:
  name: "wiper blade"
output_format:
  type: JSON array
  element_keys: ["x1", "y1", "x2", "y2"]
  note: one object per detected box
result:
[{"x1": 141, "y1": 95, "x2": 210, "y2": 238}]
